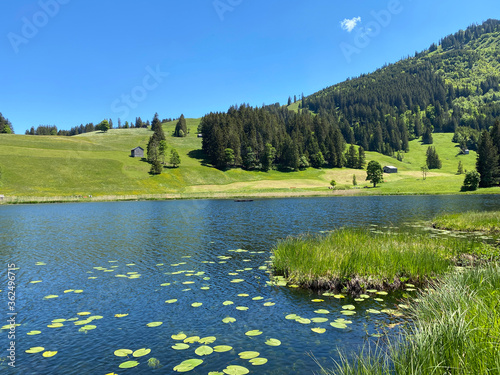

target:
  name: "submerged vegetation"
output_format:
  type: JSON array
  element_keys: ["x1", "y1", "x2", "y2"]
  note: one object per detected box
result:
[
  {"x1": 319, "y1": 265, "x2": 500, "y2": 375},
  {"x1": 271, "y1": 228, "x2": 494, "y2": 293},
  {"x1": 433, "y1": 210, "x2": 500, "y2": 234}
]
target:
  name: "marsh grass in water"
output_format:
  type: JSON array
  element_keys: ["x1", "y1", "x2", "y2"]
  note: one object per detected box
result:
[
  {"x1": 318, "y1": 265, "x2": 500, "y2": 375},
  {"x1": 272, "y1": 228, "x2": 492, "y2": 291},
  {"x1": 433, "y1": 210, "x2": 500, "y2": 234}
]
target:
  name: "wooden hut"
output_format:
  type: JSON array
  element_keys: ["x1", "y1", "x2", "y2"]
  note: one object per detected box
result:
[
  {"x1": 131, "y1": 147, "x2": 144, "y2": 158},
  {"x1": 383, "y1": 166, "x2": 398, "y2": 173}
]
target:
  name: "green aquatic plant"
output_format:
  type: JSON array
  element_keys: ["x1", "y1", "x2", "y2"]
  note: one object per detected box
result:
[{"x1": 147, "y1": 357, "x2": 161, "y2": 369}]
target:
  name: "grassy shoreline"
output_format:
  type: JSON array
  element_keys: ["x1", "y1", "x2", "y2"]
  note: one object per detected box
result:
[
  {"x1": 271, "y1": 228, "x2": 497, "y2": 295},
  {"x1": 432, "y1": 210, "x2": 500, "y2": 234},
  {"x1": 319, "y1": 265, "x2": 500, "y2": 375},
  {"x1": 1, "y1": 189, "x2": 499, "y2": 206}
]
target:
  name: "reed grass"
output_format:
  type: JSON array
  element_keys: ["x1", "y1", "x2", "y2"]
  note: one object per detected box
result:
[
  {"x1": 433, "y1": 210, "x2": 500, "y2": 234},
  {"x1": 318, "y1": 265, "x2": 500, "y2": 375},
  {"x1": 271, "y1": 228, "x2": 490, "y2": 289}
]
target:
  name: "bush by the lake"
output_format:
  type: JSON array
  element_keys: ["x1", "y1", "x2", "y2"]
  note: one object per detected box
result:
[
  {"x1": 271, "y1": 228, "x2": 491, "y2": 291},
  {"x1": 319, "y1": 265, "x2": 500, "y2": 375},
  {"x1": 460, "y1": 170, "x2": 480, "y2": 191},
  {"x1": 433, "y1": 210, "x2": 500, "y2": 233}
]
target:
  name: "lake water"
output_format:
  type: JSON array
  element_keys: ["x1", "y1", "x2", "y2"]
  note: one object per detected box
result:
[{"x1": 1, "y1": 195, "x2": 499, "y2": 375}]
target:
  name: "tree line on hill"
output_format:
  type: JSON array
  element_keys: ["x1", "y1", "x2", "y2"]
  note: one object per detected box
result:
[
  {"x1": 0, "y1": 113, "x2": 14, "y2": 134},
  {"x1": 199, "y1": 104, "x2": 366, "y2": 171}
]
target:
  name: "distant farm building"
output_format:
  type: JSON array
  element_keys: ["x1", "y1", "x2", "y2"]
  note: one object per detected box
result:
[
  {"x1": 383, "y1": 166, "x2": 398, "y2": 173},
  {"x1": 131, "y1": 147, "x2": 144, "y2": 158},
  {"x1": 197, "y1": 134, "x2": 203, "y2": 138},
  {"x1": 463, "y1": 149, "x2": 470, "y2": 155}
]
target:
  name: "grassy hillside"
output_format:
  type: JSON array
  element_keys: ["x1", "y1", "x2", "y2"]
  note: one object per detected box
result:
[{"x1": 0, "y1": 121, "x2": 498, "y2": 202}]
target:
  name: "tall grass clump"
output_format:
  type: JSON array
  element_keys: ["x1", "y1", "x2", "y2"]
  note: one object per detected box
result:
[
  {"x1": 272, "y1": 228, "x2": 488, "y2": 290},
  {"x1": 433, "y1": 210, "x2": 500, "y2": 234},
  {"x1": 318, "y1": 265, "x2": 500, "y2": 374}
]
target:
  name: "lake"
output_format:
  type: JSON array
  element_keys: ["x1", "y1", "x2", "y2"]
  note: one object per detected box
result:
[{"x1": 1, "y1": 195, "x2": 499, "y2": 375}]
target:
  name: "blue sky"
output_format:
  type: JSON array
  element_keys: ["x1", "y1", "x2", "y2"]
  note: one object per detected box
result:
[{"x1": 1, "y1": 0, "x2": 498, "y2": 134}]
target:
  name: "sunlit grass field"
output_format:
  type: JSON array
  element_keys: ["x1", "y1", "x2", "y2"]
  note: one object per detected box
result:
[
  {"x1": 0, "y1": 120, "x2": 498, "y2": 201},
  {"x1": 432, "y1": 210, "x2": 500, "y2": 233}
]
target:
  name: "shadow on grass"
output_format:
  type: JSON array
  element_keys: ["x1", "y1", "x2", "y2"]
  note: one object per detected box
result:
[{"x1": 187, "y1": 149, "x2": 212, "y2": 167}]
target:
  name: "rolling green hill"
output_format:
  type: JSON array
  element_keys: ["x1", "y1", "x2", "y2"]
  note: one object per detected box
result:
[{"x1": 1, "y1": 120, "x2": 497, "y2": 203}]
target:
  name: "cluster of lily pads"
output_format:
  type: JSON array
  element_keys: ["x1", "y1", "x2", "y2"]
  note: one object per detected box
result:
[{"x1": 14, "y1": 245, "x2": 422, "y2": 374}]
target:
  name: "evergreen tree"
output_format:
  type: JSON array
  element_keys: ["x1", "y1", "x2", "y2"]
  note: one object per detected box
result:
[
  {"x1": 0, "y1": 113, "x2": 13, "y2": 134},
  {"x1": 109, "y1": 119, "x2": 113, "y2": 129},
  {"x1": 262, "y1": 143, "x2": 276, "y2": 171},
  {"x1": 457, "y1": 160, "x2": 464, "y2": 175},
  {"x1": 151, "y1": 113, "x2": 161, "y2": 132},
  {"x1": 169, "y1": 149, "x2": 181, "y2": 168},
  {"x1": 174, "y1": 114, "x2": 187, "y2": 137},
  {"x1": 476, "y1": 130, "x2": 499, "y2": 187},
  {"x1": 357, "y1": 146, "x2": 366, "y2": 169},
  {"x1": 345, "y1": 144, "x2": 357, "y2": 168},
  {"x1": 461, "y1": 170, "x2": 481, "y2": 191},
  {"x1": 149, "y1": 160, "x2": 162, "y2": 175},
  {"x1": 225, "y1": 148, "x2": 235, "y2": 168},
  {"x1": 426, "y1": 146, "x2": 442, "y2": 169},
  {"x1": 353, "y1": 174, "x2": 357, "y2": 186},
  {"x1": 159, "y1": 140, "x2": 168, "y2": 164}
]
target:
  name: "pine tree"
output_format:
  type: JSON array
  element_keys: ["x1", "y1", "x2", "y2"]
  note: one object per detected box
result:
[
  {"x1": 476, "y1": 130, "x2": 499, "y2": 187},
  {"x1": 357, "y1": 146, "x2": 366, "y2": 169},
  {"x1": 345, "y1": 144, "x2": 357, "y2": 168},
  {"x1": 174, "y1": 114, "x2": 187, "y2": 137},
  {"x1": 426, "y1": 146, "x2": 442, "y2": 169},
  {"x1": 169, "y1": 149, "x2": 181, "y2": 168},
  {"x1": 151, "y1": 113, "x2": 161, "y2": 132},
  {"x1": 457, "y1": 160, "x2": 464, "y2": 175}
]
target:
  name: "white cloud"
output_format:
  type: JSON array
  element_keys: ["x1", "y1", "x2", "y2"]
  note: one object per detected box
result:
[{"x1": 340, "y1": 17, "x2": 361, "y2": 32}]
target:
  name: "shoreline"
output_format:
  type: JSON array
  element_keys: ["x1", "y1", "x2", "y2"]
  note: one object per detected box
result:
[{"x1": 1, "y1": 188, "x2": 499, "y2": 205}]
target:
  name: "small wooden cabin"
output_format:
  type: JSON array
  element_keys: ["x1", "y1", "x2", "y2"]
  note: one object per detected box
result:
[
  {"x1": 383, "y1": 166, "x2": 398, "y2": 173},
  {"x1": 131, "y1": 147, "x2": 144, "y2": 158}
]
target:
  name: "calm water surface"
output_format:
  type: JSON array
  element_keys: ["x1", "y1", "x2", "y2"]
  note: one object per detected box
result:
[{"x1": 0, "y1": 195, "x2": 499, "y2": 375}]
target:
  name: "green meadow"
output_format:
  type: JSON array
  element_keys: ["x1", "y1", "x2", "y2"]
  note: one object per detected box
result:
[{"x1": 0, "y1": 119, "x2": 498, "y2": 202}]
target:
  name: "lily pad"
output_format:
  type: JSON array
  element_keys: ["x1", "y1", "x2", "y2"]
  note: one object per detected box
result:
[
  {"x1": 213, "y1": 345, "x2": 233, "y2": 352},
  {"x1": 199, "y1": 336, "x2": 216, "y2": 344},
  {"x1": 172, "y1": 343, "x2": 190, "y2": 350},
  {"x1": 77, "y1": 312, "x2": 91, "y2": 316},
  {"x1": 184, "y1": 336, "x2": 200, "y2": 344},
  {"x1": 133, "y1": 348, "x2": 151, "y2": 357},
  {"x1": 191, "y1": 302, "x2": 203, "y2": 307},
  {"x1": 360, "y1": 294, "x2": 370, "y2": 298},
  {"x1": 165, "y1": 299, "x2": 178, "y2": 304},
  {"x1": 43, "y1": 295, "x2": 59, "y2": 300},
  {"x1": 311, "y1": 327, "x2": 326, "y2": 334},
  {"x1": 222, "y1": 317, "x2": 236, "y2": 324},
  {"x1": 366, "y1": 309, "x2": 381, "y2": 314},
  {"x1": 265, "y1": 338, "x2": 281, "y2": 346},
  {"x1": 314, "y1": 309, "x2": 330, "y2": 314},
  {"x1": 341, "y1": 311, "x2": 356, "y2": 316},
  {"x1": 230, "y1": 279, "x2": 245, "y2": 283},
  {"x1": 245, "y1": 330, "x2": 263, "y2": 336},
  {"x1": 250, "y1": 357, "x2": 268, "y2": 365},
  {"x1": 342, "y1": 305, "x2": 355, "y2": 310},
  {"x1": 238, "y1": 351, "x2": 260, "y2": 359},
  {"x1": 223, "y1": 365, "x2": 249, "y2": 375},
  {"x1": 174, "y1": 358, "x2": 204, "y2": 373},
  {"x1": 263, "y1": 302, "x2": 275, "y2": 306},
  {"x1": 311, "y1": 317, "x2": 329, "y2": 323},
  {"x1": 78, "y1": 325, "x2": 97, "y2": 331},
  {"x1": 195, "y1": 345, "x2": 213, "y2": 356},
  {"x1": 146, "y1": 321, "x2": 163, "y2": 327},
  {"x1": 172, "y1": 333, "x2": 187, "y2": 341},
  {"x1": 27, "y1": 330, "x2": 42, "y2": 336},
  {"x1": 252, "y1": 296, "x2": 264, "y2": 300},
  {"x1": 376, "y1": 291, "x2": 388, "y2": 296},
  {"x1": 47, "y1": 323, "x2": 64, "y2": 328},
  {"x1": 236, "y1": 306, "x2": 248, "y2": 311},
  {"x1": 366, "y1": 289, "x2": 378, "y2": 293},
  {"x1": 297, "y1": 318, "x2": 311, "y2": 324},
  {"x1": 223, "y1": 301, "x2": 234, "y2": 306},
  {"x1": 114, "y1": 314, "x2": 129, "y2": 318},
  {"x1": 26, "y1": 347, "x2": 45, "y2": 354},
  {"x1": 114, "y1": 349, "x2": 133, "y2": 357},
  {"x1": 330, "y1": 322, "x2": 348, "y2": 329},
  {"x1": 119, "y1": 360, "x2": 139, "y2": 369},
  {"x1": 42, "y1": 351, "x2": 58, "y2": 358},
  {"x1": 311, "y1": 299, "x2": 324, "y2": 302},
  {"x1": 333, "y1": 294, "x2": 345, "y2": 299},
  {"x1": 285, "y1": 314, "x2": 298, "y2": 320},
  {"x1": 374, "y1": 298, "x2": 384, "y2": 302}
]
